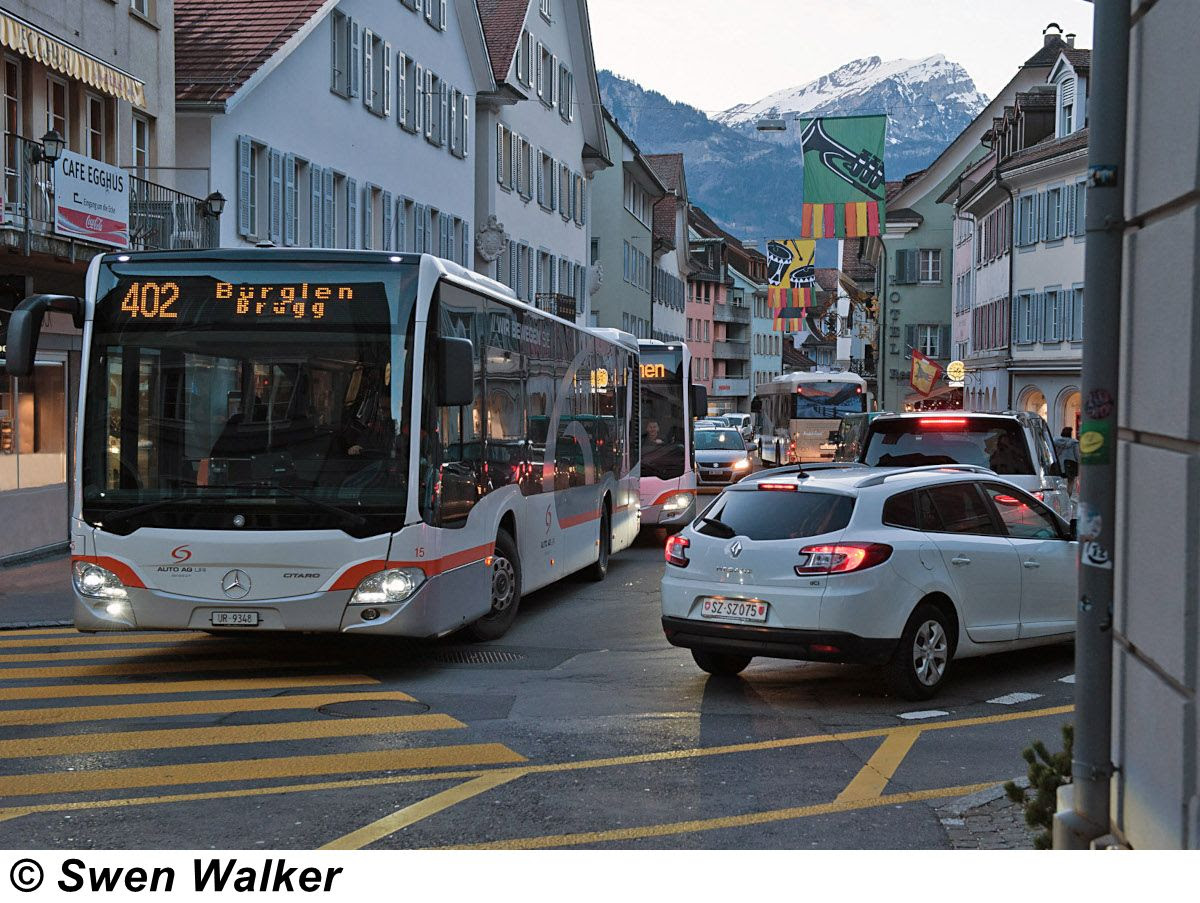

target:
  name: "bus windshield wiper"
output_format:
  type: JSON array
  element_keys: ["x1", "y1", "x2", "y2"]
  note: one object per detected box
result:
[
  {"x1": 99, "y1": 494, "x2": 206, "y2": 527},
  {"x1": 699, "y1": 515, "x2": 736, "y2": 539}
]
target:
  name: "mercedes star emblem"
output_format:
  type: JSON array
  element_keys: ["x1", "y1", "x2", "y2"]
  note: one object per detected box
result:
[
  {"x1": 221, "y1": 569, "x2": 251, "y2": 599},
  {"x1": 729, "y1": 541, "x2": 743, "y2": 558}
]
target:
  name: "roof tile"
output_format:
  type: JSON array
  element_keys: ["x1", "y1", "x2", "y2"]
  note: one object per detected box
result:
[{"x1": 477, "y1": 0, "x2": 530, "y2": 85}]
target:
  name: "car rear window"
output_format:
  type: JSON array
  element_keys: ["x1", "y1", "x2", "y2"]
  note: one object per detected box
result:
[
  {"x1": 695, "y1": 489, "x2": 854, "y2": 541},
  {"x1": 861, "y1": 418, "x2": 1034, "y2": 474}
]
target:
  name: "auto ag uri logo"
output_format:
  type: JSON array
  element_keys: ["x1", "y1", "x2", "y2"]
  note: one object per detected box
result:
[{"x1": 171, "y1": 545, "x2": 192, "y2": 563}]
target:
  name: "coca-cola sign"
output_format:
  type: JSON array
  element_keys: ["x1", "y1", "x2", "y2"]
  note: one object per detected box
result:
[{"x1": 53, "y1": 149, "x2": 130, "y2": 248}]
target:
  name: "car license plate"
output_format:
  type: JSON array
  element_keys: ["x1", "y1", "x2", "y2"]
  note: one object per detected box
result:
[
  {"x1": 210, "y1": 611, "x2": 260, "y2": 627},
  {"x1": 700, "y1": 598, "x2": 768, "y2": 623}
]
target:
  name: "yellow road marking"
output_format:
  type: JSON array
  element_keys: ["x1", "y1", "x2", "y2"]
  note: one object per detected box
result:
[
  {"x1": 0, "y1": 674, "x2": 378, "y2": 701},
  {"x1": 0, "y1": 632, "x2": 204, "y2": 649},
  {"x1": 0, "y1": 690, "x2": 414, "y2": 726},
  {"x1": 0, "y1": 659, "x2": 338, "y2": 680},
  {"x1": 0, "y1": 714, "x2": 463, "y2": 759},
  {"x1": 0, "y1": 743, "x2": 527, "y2": 797},
  {"x1": 0, "y1": 644, "x2": 318, "y2": 663},
  {"x1": 445, "y1": 780, "x2": 1000, "y2": 849},
  {"x1": 835, "y1": 726, "x2": 922, "y2": 803},
  {"x1": 0, "y1": 628, "x2": 82, "y2": 637},
  {"x1": 0, "y1": 704, "x2": 1072, "y2": 822},
  {"x1": 320, "y1": 770, "x2": 526, "y2": 850}
]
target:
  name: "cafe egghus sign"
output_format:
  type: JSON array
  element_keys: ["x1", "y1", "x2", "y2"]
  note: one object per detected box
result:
[{"x1": 54, "y1": 149, "x2": 130, "y2": 249}]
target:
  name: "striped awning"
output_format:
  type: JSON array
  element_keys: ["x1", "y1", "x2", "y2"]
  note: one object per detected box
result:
[{"x1": 0, "y1": 11, "x2": 146, "y2": 107}]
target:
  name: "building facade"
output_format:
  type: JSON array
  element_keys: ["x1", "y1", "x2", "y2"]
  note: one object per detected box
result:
[
  {"x1": 587, "y1": 107, "x2": 664, "y2": 337},
  {"x1": 685, "y1": 234, "x2": 722, "y2": 400},
  {"x1": 645, "y1": 152, "x2": 687, "y2": 343},
  {"x1": 0, "y1": 0, "x2": 207, "y2": 561}
]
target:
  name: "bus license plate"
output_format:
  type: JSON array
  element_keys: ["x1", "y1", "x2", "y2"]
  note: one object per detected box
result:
[
  {"x1": 700, "y1": 598, "x2": 768, "y2": 623},
  {"x1": 210, "y1": 611, "x2": 260, "y2": 627}
]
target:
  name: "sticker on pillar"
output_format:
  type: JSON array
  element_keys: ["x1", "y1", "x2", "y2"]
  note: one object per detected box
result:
[
  {"x1": 1079, "y1": 420, "x2": 1111, "y2": 466},
  {"x1": 1077, "y1": 504, "x2": 1102, "y2": 542},
  {"x1": 1081, "y1": 541, "x2": 1113, "y2": 571},
  {"x1": 1083, "y1": 388, "x2": 1114, "y2": 420}
]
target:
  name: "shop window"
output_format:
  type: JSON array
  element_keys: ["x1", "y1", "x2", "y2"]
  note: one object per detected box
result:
[{"x1": 0, "y1": 362, "x2": 67, "y2": 491}]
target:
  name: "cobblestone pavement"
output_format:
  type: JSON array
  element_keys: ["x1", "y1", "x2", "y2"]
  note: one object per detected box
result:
[{"x1": 937, "y1": 778, "x2": 1041, "y2": 850}]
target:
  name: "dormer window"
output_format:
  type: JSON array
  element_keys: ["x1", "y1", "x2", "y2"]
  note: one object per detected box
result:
[{"x1": 1058, "y1": 76, "x2": 1076, "y2": 137}]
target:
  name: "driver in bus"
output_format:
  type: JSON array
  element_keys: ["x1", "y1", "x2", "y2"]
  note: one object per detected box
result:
[{"x1": 644, "y1": 419, "x2": 666, "y2": 446}]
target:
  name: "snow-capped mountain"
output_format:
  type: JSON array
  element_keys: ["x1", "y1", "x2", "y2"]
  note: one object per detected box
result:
[{"x1": 717, "y1": 55, "x2": 988, "y2": 152}]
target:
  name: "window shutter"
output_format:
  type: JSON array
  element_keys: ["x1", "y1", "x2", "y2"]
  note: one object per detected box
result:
[
  {"x1": 268, "y1": 148, "x2": 282, "y2": 244},
  {"x1": 350, "y1": 21, "x2": 361, "y2": 98},
  {"x1": 1038, "y1": 192, "x2": 1048, "y2": 242},
  {"x1": 284, "y1": 153, "x2": 296, "y2": 246},
  {"x1": 536, "y1": 43, "x2": 544, "y2": 98},
  {"x1": 362, "y1": 185, "x2": 373, "y2": 249},
  {"x1": 362, "y1": 29, "x2": 374, "y2": 109},
  {"x1": 396, "y1": 198, "x2": 408, "y2": 252},
  {"x1": 440, "y1": 0, "x2": 447, "y2": 30},
  {"x1": 413, "y1": 203, "x2": 423, "y2": 253},
  {"x1": 397, "y1": 53, "x2": 407, "y2": 126},
  {"x1": 462, "y1": 96, "x2": 470, "y2": 159},
  {"x1": 382, "y1": 44, "x2": 392, "y2": 117},
  {"x1": 1065, "y1": 185, "x2": 1075, "y2": 240},
  {"x1": 551, "y1": 55, "x2": 559, "y2": 105},
  {"x1": 381, "y1": 191, "x2": 393, "y2": 251},
  {"x1": 462, "y1": 221, "x2": 470, "y2": 267},
  {"x1": 1033, "y1": 292, "x2": 1044, "y2": 342},
  {"x1": 1075, "y1": 182, "x2": 1087, "y2": 236},
  {"x1": 537, "y1": 153, "x2": 545, "y2": 205},
  {"x1": 510, "y1": 133, "x2": 518, "y2": 190},
  {"x1": 1062, "y1": 290, "x2": 1073, "y2": 343},
  {"x1": 414, "y1": 65, "x2": 425, "y2": 133},
  {"x1": 424, "y1": 206, "x2": 432, "y2": 256},
  {"x1": 440, "y1": 81, "x2": 448, "y2": 146},
  {"x1": 496, "y1": 124, "x2": 505, "y2": 184},
  {"x1": 582, "y1": 178, "x2": 589, "y2": 225},
  {"x1": 346, "y1": 177, "x2": 358, "y2": 248},
  {"x1": 424, "y1": 69, "x2": 434, "y2": 139},
  {"x1": 904, "y1": 324, "x2": 916, "y2": 353},
  {"x1": 322, "y1": 168, "x2": 334, "y2": 247},
  {"x1": 236, "y1": 135, "x2": 252, "y2": 237},
  {"x1": 310, "y1": 165, "x2": 322, "y2": 247},
  {"x1": 939, "y1": 325, "x2": 950, "y2": 358},
  {"x1": 330, "y1": 15, "x2": 340, "y2": 92}
]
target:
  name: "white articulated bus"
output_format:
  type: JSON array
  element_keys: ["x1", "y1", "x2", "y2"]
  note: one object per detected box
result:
[
  {"x1": 5, "y1": 250, "x2": 640, "y2": 640},
  {"x1": 753, "y1": 370, "x2": 872, "y2": 465},
  {"x1": 636, "y1": 341, "x2": 705, "y2": 530}
]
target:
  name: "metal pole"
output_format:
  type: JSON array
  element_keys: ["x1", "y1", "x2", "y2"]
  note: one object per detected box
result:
[{"x1": 1054, "y1": 0, "x2": 1128, "y2": 849}]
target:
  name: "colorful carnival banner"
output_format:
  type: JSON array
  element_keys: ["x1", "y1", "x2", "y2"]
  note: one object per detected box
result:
[
  {"x1": 765, "y1": 238, "x2": 816, "y2": 330},
  {"x1": 54, "y1": 149, "x2": 130, "y2": 248},
  {"x1": 798, "y1": 115, "x2": 887, "y2": 238},
  {"x1": 909, "y1": 348, "x2": 943, "y2": 397}
]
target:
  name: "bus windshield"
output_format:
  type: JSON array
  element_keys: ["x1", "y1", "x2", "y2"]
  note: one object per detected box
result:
[
  {"x1": 81, "y1": 259, "x2": 420, "y2": 535},
  {"x1": 639, "y1": 348, "x2": 686, "y2": 480},
  {"x1": 792, "y1": 380, "x2": 866, "y2": 419}
]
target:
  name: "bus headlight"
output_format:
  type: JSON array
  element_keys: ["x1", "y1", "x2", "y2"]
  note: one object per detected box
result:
[
  {"x1": 349, "y1": 567, "x2": 426, "y2": 605},
  {"x1": 731, "y1": 458, "x2": 752, "y2": 472},
  {"x1": 72, "y1": 561, "x2": 128, "y2": 600},
  {"x1": 661, "y1": 493, "x2": 693, "y2": 513}
]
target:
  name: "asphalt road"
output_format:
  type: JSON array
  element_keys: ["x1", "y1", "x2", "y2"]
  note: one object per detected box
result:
[{"x1": 0, "y1": 537, "x2": 1074, "y2": 849}]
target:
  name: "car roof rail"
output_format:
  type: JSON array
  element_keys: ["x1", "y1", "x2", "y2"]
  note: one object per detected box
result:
[
  {"x1": 853, "y1": 464, "x2": 997, "y2": 489},
  {"x1": 741, "y1": 462, "x2": 868, "y2": 483}
]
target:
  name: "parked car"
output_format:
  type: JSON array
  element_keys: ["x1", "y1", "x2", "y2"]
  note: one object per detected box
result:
[
  {"x1": 857, "y1": 412, "x2": 1074, "y2": 518},
  {"x1": 661, "y1": 466, "x2": 1077, "y2": 698},
  {"x1": 831, "y1": 411, "x2": 885, "y2": 462},
  {"x1": 721, "y1": 412, "x2": 755, "y2": 441},
  {"x1": 693, "y1": 428, "x2": 753, "y2": 492}
]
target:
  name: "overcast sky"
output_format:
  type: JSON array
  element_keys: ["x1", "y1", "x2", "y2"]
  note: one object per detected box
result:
[{"x1": 589, "y1": 0, "x2": 1095, "y2": 113}]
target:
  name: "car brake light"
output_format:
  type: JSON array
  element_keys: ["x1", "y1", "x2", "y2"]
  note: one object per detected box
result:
[
  {"x1": 757, "y1": 482, "x2": 798, "y2": 491},
  {"x1": 918, "y1": 418, "x2": 968, "y2": 428},
  {"x1": 795, "y1": 543, "x2": 892, "y2": 576},
  {"x1": 993, "y1": 494, "x2": 1023, "y2": 506},
  {"x1": 665, "y1": 535, "x2": 690, "y2": 568}
]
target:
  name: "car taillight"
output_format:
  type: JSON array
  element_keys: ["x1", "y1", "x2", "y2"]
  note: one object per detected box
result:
[
  {"x1": 795, "y1": 542, "x2": 892, "y2": 576},
  {"x1": 918, "y1": 418, "x2": 968, "y2": 428},
  {"x1": 757, "y1": 482, "x2": 798, "y2": 491},
  {"x1": 665, "y1": 535, "x2": 690, "y2": 568}
]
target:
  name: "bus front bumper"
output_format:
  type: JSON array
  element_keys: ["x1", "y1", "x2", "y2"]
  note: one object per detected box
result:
[{"x1": 72, "y1": 560, "x2": 492, "y2": 638}]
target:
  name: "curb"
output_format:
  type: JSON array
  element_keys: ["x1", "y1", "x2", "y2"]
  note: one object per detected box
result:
[
  {"x1": 0, "y1": 543, "x2": 69, "y2": 569},
  {"x1": 0, "y1": 620, "x2": 73, "y2": 631},
  {"x1": 938, "y1": 776, "x2": 1029, "y2": 817}
]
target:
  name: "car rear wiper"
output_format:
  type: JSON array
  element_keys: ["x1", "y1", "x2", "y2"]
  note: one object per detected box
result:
[{"x1": 699, "y1": 516, "x2": 736, "y2": 539}]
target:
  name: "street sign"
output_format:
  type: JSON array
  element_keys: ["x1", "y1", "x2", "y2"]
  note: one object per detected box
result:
[{"x1": 54, "y1": 149, "x2": 130, "y2": 248}]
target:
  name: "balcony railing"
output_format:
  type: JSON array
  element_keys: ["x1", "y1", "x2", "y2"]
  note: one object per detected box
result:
[
  {"x1": 713, "y1": 302, "x2": 750, "y2": 324},
  {"x1": 2, "y1": 134, "x2": 218, "y2": 255},
  {"x1": 535, "y1": 292, "x2": 577, "y2": 322},
  {"x1": 712, "y1": 340, "x2": 750, "y2": 360},
  {"x1": 849, "y1": 357, "x2": 877, "y2": 379}
]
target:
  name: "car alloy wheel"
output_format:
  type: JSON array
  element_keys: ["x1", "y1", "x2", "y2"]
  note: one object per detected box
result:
[{"x1": 912, "y1": 619, "x2": 949, "y2": 687}]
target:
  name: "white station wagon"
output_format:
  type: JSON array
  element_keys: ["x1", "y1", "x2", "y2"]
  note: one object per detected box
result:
[{"x1": 660, "y1": 465, "x2": 1078, "y2": 698}]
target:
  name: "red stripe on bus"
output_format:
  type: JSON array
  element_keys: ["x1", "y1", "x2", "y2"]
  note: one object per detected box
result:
[
  {"x1": 329, "y1": 542, "x2": 496, "y2": 590},
  {"x1": 559, "y1": 510, "x2": 601, "y2": 529},
  {"x1": 650, "y1": 489, "x2": 695, "y2": 507},
  {"x1": 71, "y1": 556, "x2": 146, "y2": 589}
]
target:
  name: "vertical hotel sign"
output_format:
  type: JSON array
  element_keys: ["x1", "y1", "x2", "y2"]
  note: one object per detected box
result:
[
  {"x1": 54, "y1": 150, "x2": 130, "y2": 248},
  {"x1": 797, "y1": 115, "x2": 887, "y2": 238}
]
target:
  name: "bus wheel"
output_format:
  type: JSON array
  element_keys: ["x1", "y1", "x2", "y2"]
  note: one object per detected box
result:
[
  {"x1": 584, "y1": 506, "x2": 611, "y2": 582},
  {"x1": 465, "y1": 531, "x2": 521, "y2": 642}
]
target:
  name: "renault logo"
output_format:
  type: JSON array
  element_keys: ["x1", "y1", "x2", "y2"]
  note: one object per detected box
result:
[
  {"x1": 729, "y1": 541, "x2": 742, "y2": 558},
  {"x1": 221, "y1": 569, "x2": 251, "y2": 599}
]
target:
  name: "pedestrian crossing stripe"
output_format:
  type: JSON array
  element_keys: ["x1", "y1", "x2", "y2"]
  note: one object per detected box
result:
[
  {"x1": 0, "y1": 632, "x2": 204, "y2": 649},
  {"x1": 0, "y1": 658, "x2": 340, "y2": 680},
  {"x1": 0, "y1": 674, "x2": 378, "y2": 701}
]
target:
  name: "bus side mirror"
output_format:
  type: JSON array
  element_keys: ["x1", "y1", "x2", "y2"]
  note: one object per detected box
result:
[
  {"x1": 690, "y1": 384, "x2": 707, "y2": 419},
  {"x1": 437, "y1": 337, "x2": 474, "y2": 407},
  {"x1": 4, "y1": 295, "x2": 83, "y2": 377}
]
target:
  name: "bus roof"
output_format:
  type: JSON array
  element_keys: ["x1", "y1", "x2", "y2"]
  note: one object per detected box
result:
[{"x1": 756, "y1": 370, "x2": 867, "y2": 394}]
